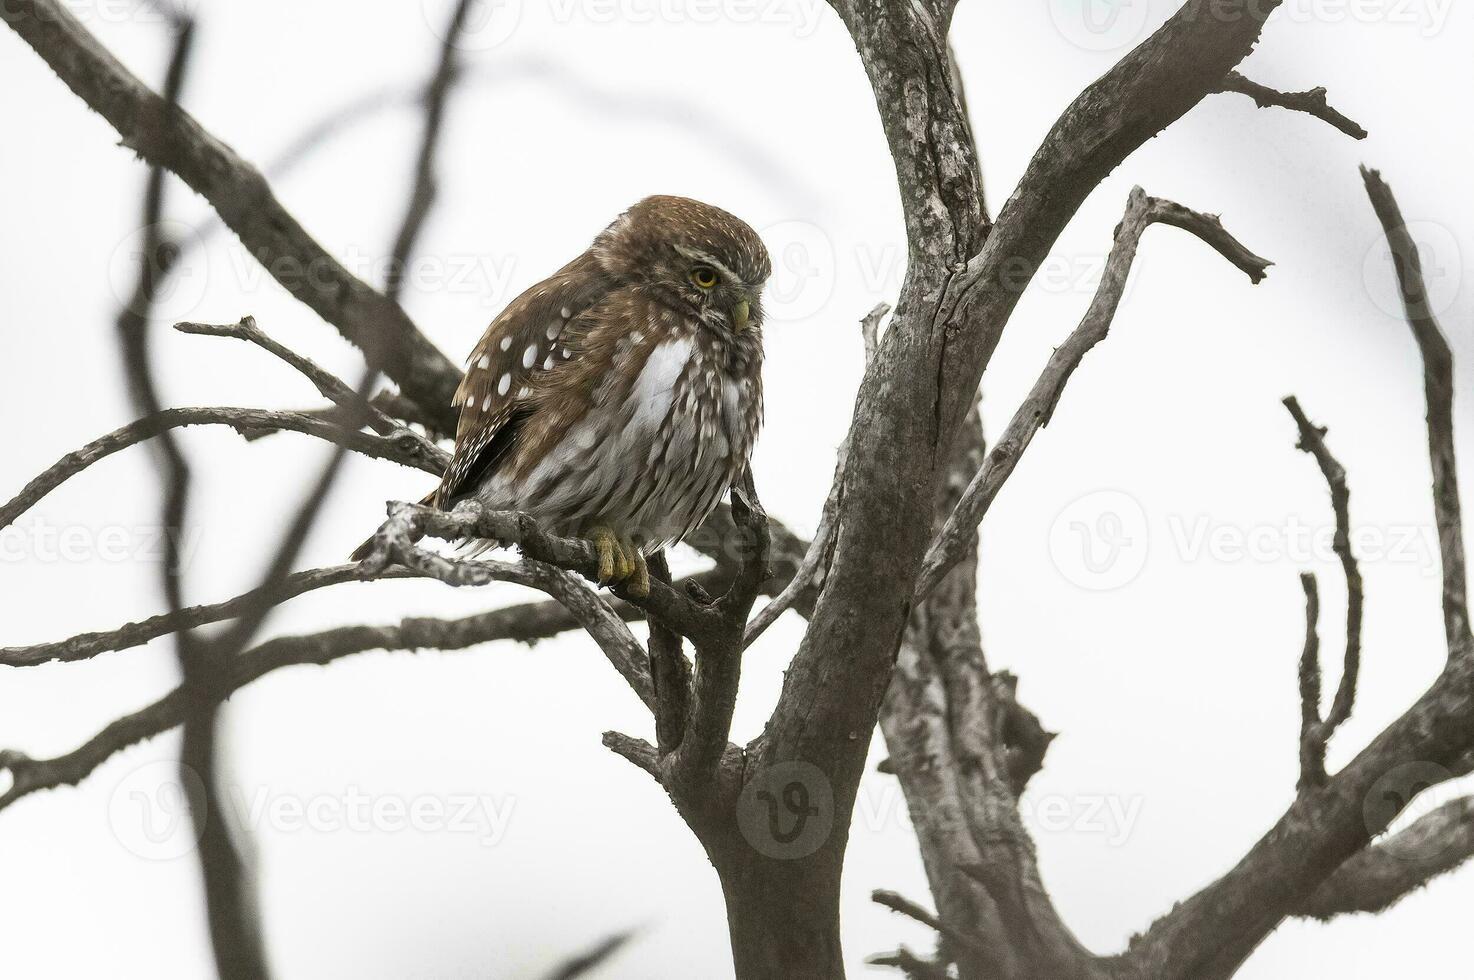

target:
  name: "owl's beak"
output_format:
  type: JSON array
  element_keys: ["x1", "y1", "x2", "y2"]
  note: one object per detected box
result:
[{"x1": 731, "y1": 298, "x2": 751, "y2": 333}]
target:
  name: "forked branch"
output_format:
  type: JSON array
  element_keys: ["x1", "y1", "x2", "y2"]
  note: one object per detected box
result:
[
  {"x1": 1294, "y1": 795, "x2": 1474, "y2": 920},
  {"x1": 917, "y1": 187, "x2": 1270, "y2": 597},
  {"x1": 176, "y1": 317, "x2": 437, "y2": 451},
  {"x1": 1284, "y1": 396, "x2": 1364, "y2": 788}
]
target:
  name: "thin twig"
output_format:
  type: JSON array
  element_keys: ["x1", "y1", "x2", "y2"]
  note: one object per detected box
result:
[
  {"x1": 743, "y1": 303, "x2": 887, "y2": 649},
  {"x1": 538, "y1": 930, "x2": 638, "y2": 980},
  {"x1": 0, "y1": 565, "x2": 425, "y2": 667},
  {"x1": 860, "y1": 300, "x2": 888, "y2": 362},
  {"x1": 1296, "y1": 572, "x2": 1325, "y2": 787},
  {"x1": 873, "y1": 889, "x2": 988, "y2": 957},
  {"x1": 1284, "y1": 397, "x2": 1364, "y2": 788},
  {"x1": 599, "y1": 731, "x2": 661, "y2": 780},
  {"x1": 176, "y1": 317, "x2": 416, "y2": 439},
  {"x1": 241, "y1": 389, "x2": 454, "y2": 444},
  {"x1": 0, "y1": 406, "x2": 445, "y2": 531},
  {"x1": 179, "y1": 314, "x2": 448, "y2": 458},
  {"x1": 384, "y1": 0, "x2": 478, "y2": 303},
  {"x1": 1361, "y1": 166, "x2": 1470, "y2": 659},
  {"x1": 742, "y1": 479, "x2": 837, "y2": 648},
  {"x1": 1217, "y1": 71, "x2": 1367, "y2": 140},
  {"x1": 865, "y1": 947, "x2": 953, "y2": 980}
]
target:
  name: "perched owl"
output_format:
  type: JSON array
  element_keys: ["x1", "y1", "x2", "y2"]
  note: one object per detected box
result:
[{"x1": 366, "y1": 196, "x2": 770, "y2": 597}]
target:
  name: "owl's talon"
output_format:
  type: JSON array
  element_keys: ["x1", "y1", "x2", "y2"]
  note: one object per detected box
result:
[
  {"x1": 590, "y1": 526, "x2": 620, "y2": 584},
  {"x1": 627, "y1": 548, "x2": 650, "y2": 599},
  {"x1": 613, "y1": 538, "x2": 635, "y2": 582}
]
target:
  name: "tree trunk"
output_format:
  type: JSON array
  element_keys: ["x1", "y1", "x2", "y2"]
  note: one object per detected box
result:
[{"x1": 718, "y1": 857, "x2": 846, "y2": 980}]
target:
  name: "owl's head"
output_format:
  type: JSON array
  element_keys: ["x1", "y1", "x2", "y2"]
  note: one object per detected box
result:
[{"x1": 593, "y1": 195, "x2": 772, "y2": 336}]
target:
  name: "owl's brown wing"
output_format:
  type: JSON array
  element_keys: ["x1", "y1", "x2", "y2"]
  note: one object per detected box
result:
[{"x1": 436, "y1": 252, "x2": 611, "y2": 506}]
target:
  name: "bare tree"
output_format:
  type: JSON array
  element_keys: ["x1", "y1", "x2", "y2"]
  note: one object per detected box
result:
[{"x1": 3, "y1": 1, "x2": 1472, "y2": 978}]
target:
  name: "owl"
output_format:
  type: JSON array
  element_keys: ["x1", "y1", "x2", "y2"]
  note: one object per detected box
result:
[{"x1": 382, "y1": 196, "x2": 770, "y2": 598}]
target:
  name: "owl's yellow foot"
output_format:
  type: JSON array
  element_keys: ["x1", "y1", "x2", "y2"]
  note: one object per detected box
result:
[
  {"x1": 590, "y1": 526, "x2": 621, "y2": 584},
  {"x1": 587, "y1": 527, "x2": 649, "y2": 597},
  {"x1": 626, "y1": 547, "x2": 650, "y2": 599}
]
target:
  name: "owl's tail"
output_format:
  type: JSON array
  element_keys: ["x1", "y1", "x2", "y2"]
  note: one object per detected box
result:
[{"x1": 349, "y1": 489, "x2": 438, "y2": 562}]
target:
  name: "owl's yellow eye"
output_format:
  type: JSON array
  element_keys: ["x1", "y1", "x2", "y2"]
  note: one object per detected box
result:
[{"x1": 689, "y1": 266, "x2": 718, "y2": 289}]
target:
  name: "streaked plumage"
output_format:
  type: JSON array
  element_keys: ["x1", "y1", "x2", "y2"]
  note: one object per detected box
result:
[{"x1": 429, "y1": 196, "x2": 770, "y2": 591}]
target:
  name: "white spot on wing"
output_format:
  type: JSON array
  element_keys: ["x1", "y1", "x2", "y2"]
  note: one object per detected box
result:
[
  {"x1": 477, "y1": 355, "x2": 490, "y2": 369},
  {"x1": 498, "y1": 373, "x2": 511, "y2": 396},
  {"x1": 499, "y1": 336, "x2": 512, "y2": 351},
  {"x1": 522, "y1": 344, "x2": 537, "y2": 369}
]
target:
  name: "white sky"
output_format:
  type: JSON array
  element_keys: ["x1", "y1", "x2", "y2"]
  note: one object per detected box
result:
[{"x1": 2, "y1": 0, "x2": 1472, "y2": 976}]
